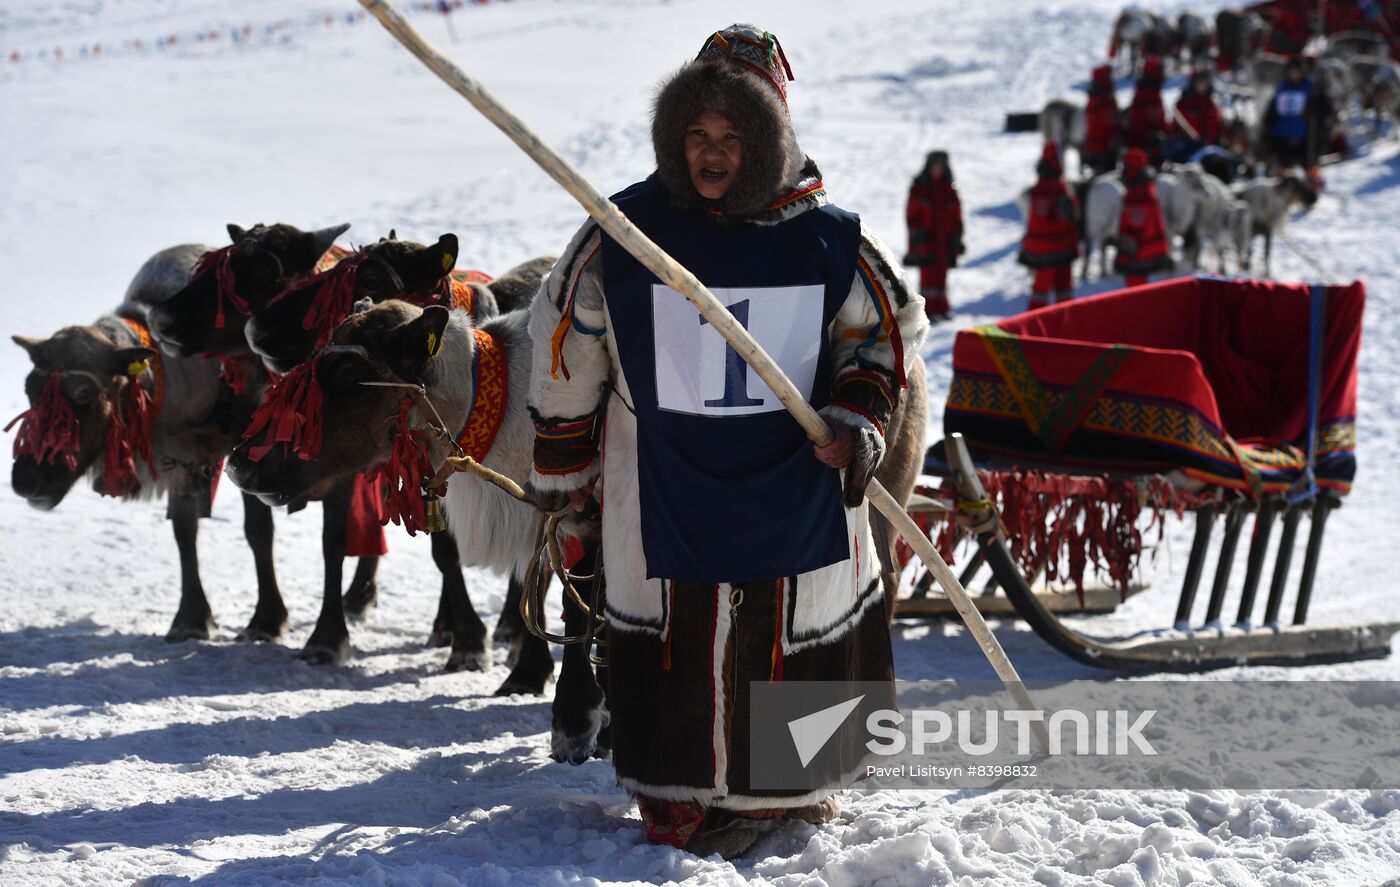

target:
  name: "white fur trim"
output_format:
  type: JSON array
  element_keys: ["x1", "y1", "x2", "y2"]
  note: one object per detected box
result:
[
  {"x1": 781, "y1": 498, "x2": 882, "y2": 655},
  {"x1": 598, "y1": 301, "x2": 668, "y2": 633},
  {"x1": 526, "y1": 461, "x2": 600, "y2": 494}
]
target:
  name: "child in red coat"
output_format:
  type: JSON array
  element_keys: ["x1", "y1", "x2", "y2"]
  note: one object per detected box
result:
[
  {"x1": 1083, "y1": 64, "x2": 1122, "y2": 175},
  {"x1": 903, "y1": 150, "x2": 964, "y2": 321},
  {"x1": 1125, "y1": 56, "x2": 1167, "y2": 168},
  {"x1": 1018, "y1": 142, "x2": 1080, "y2": 310},
  {"x1": 1115, "y1": 147, "x2": 1173, "y2": 286}
]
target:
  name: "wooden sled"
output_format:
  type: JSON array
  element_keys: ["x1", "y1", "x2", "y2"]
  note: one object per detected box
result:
[
  {"x1": 898, "y1": 278, "x2": 1400, "y2": 671},
  {"x1": 901, "y1": 435, "x2": 1400, "y2": 672}
]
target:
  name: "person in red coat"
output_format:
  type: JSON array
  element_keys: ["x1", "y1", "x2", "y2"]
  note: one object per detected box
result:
[
  {"x1": 1125, "y1": 56, "x2": 1167, "y2": 168},
  {"x1": 1115, "y1": 147, "x2": 1172, "y2": 286},
  {"x1": 1083, "y1": 64, "x2": 1123, "y2": 175},
  {"x1": 902, "y1": 150, "x2": 964, "y2": 321},
  {"x1": 1018, "y1": 142, "x2": 1080, "y2": 311},
  {"x1": 1167, "y1": 69, "x2": 1223, "y2": 162}
]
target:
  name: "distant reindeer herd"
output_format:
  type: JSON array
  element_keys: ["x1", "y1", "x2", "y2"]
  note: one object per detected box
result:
[{"x1": 1029, "y1": 3, "x2": 1394, "y2": 285}]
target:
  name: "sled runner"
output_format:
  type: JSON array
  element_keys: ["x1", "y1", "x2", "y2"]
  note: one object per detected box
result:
[{"x1": 900, "y1": 276, "x2": 1400, "y2": 670}]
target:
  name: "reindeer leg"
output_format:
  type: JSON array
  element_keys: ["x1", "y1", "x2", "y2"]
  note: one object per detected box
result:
[
  {"x1": 237, "y1": 492, "x2": 287, "y2": 642},
  {"x1": 495, "y1": 572, "x2": 555, "y2": 695},
  {"x1": 433, "y1": 528, "x2": 490, "y2": 672},
  {"x1": 344, "y1": 556, "x2": 380, "y2": 619},
  {"x1": 1264, "y1": 231, "x2": 1273, "y2": 277},
  {"x1": 550, "y1": 546, "x2": 608, "y2": 763},
  {"x1": 493, "y1": 573, "x2": 528, "y2": 651},
  {"x1": 427, "y1": 585, "x2": 453, "y2": 648},
  {"x1": 166, "y1": 493, "x2": 215, "y2": 642},
  {"x1": 301, "y1": 480, "x2": 353, "y2": 664}
]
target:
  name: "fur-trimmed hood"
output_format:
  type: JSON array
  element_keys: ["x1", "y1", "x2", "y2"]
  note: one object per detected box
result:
[{"x1": 651, "y1": 40, "x2": 805, "y2": 219}]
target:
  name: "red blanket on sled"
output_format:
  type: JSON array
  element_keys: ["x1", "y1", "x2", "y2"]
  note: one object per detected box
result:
[{"x1": 944, "y1": 276, "x2": 1363, "y2": 495}]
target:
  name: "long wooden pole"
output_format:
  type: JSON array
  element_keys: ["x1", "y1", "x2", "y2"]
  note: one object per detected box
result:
[{"x1": 355, "y1": 0, "x2": 1039, "y2": 713}]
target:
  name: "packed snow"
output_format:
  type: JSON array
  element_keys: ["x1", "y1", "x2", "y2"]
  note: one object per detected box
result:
[{"x1": 3, "y1": 0, "x2": 1400, "y2": 883}]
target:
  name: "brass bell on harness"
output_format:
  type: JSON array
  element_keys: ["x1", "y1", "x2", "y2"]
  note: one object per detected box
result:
[{"x1": 422, "y1": 490, "x2": 448, "y2": 534}]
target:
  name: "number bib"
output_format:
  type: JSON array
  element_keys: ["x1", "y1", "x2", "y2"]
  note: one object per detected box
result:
[
  {"x1": 651, "y1": 283, "x2": 825, "y2": 417},
  {"x1": 601, "y1": 178, "x2": 860, "y2": 582}
]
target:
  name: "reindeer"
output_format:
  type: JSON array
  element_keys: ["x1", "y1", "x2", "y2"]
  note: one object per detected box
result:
[
  {"x1": 242, "y1": 229, "x2": 553, "y2": 672},
  {"x1": 1190, "y1": 170, "x2": 1254, "y2": 273},
  {"x1": 10, "y1": 245, "x2": 286, "y2": 643},
  {"x1": 142, "y1": 222, "x2": 419, "y2": 664},
  {"x1": 1039, "y1": 99, "x2": 1087, "y2": 171},
  {"x1": 226, "y1": 294, "x2": 928, "y2": 763},
  {"x1": 1081, "y1": 174, "x2": 1125, "y2": 280},
  {"x1": 145, "y1": 223, "x2": 349, "y2": 358},
  {"x1": 1357, "y1": 57, "x2": 1400, "y2": 135},
  {"x1": 1327, "y1": 30, "x2": 1390, "y2": 64},
  {"x1": 1233, "y1": 174, "x2": 1319, "y2": 276},
  {"x1": 1215, "y1": 9, "x2": 1267, "y2": 77},
  {"x1": 1175, "y1": 12, "x2": 1213, "y2": 68},
  {"x1": 1111, "y1": 8, "x2": 1173, "y2": 76}
]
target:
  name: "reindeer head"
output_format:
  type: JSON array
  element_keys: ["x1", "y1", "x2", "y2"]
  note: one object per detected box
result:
[
  {"x1": 227, "y1": 301, "x2": 452, "y2": 506},
  {"x1": 246, "y1": 232, "x2": 459, "y2": 374},
  {"x1": 9, "y1": 327, "x2": 158, "y2": 509},
  {"x1": 147, "y1": 222, "x2": 350, "y2": 358},
  {"x1": 1280, "y1": 175, "x2": 1319, "y2": 212}
]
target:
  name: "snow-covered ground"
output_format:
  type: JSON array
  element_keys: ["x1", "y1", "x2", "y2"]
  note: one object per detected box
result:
[{"x1": 4, "y1": 0, "x2": 1400, "y2": 883}]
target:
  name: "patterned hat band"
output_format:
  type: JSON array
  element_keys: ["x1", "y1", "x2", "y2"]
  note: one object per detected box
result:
[{"x1": 696, "y1": 25, "x2": 795, "y2": 104}]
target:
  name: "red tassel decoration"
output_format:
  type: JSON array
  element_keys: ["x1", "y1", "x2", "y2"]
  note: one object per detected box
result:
[
  {"x1": 267, "y1": 252, "x2": 460, "y2": 351},
  {"x1": 959, "y1": 469, "x2": 1210, "y2": 599},
  {"x1": 6, "y1": 372, "x2": 80, "y2": 471},
  {"x1": 362, "y1": 397, "x2": 437, "y2": 536},
  {"x1": 267, "y1": 253, "x2": 375, "y2": 351},
  {"x1": 100, "y1": 374, "x2": 158, "y2": 497},
  {"x1": 242, "y1": 355, "x2": 325, "y2": 462},
  {"x1": 193, "y1": 245, "x2": 250, "y2": 329},
  {"x1": 214, "y1": 354, "x2": 252, "y2": 396}
]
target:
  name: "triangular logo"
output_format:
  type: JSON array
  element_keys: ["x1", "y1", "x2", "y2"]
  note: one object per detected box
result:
[{"x1": 787, "y1": 695, "x2": 865, "y2": 768}]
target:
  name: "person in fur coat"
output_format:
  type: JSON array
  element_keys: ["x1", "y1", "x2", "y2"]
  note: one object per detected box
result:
[
  {"x1": 1114, "y1": 147, "x2": 1172, "y2": 286},
  {"x1": 1018, "y1": 142, "x2": 1079, "y2": 310},
  {"x1": 902, "y1": 150, "x2": 964, "y2": 321},
  {"x1": 526, "y1": 24, "x2": 927, "y2": 858}
]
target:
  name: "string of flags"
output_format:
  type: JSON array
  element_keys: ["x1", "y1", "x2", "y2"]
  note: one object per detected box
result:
[{"x1": 5, "y1": 1, "x2": 504, "y2": 67}]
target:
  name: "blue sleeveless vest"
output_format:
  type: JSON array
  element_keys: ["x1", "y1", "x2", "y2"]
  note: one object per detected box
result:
[{"x1": 601, "y1": 177, "x2": 861, "y2": 582}]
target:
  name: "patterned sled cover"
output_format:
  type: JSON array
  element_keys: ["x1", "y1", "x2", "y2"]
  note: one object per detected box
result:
[{"x1": 944, "y1": 276, "x2": 1362, "y2": 495}]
